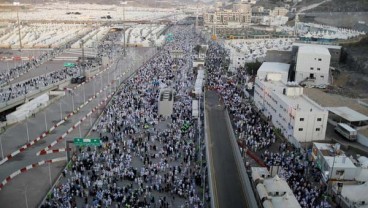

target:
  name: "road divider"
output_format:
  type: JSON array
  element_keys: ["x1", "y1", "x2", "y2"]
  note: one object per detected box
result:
[
  {"x1": 0, "y1": 157, "x2": 67, "y2": 191},
  {"x1": 0, "y1": 66, "x2": 116, "y2": 166},
  {"x1": 37, "y1": 93, "x2": 113, "y2": 155}
]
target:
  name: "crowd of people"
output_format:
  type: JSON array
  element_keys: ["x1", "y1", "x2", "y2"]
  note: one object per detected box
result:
[
  {"x1": 42, "y1": 24, "x2": 207, "y2": 208},
  {"x1": 35, "y1": 20, "x2": 332, "y2": 208},
  {"x1": 0, "y1": 47, "x2": 64, "y2": 86},
  {"x1": 0, "y1": 29, "x2": 124, "y2": 104},
  {"x1": 205, "y1": 41, "x2": 329, "y2": 208},
  {"x1": 0, "y1": 68, "x2": 77, "y2": 103}
]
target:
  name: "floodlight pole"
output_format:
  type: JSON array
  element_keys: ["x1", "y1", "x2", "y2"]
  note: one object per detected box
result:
[
  {"x1": 0, "y1": 133, "x2": 4, "y2": 159},
  {"x1": 80, "y1": 39, "x2": 85, "y2": 76},
  {"x1": 14, "y1": 2, "x2": 22, "y2": 51},
  {"x1": 121, "y1": 1, "x2": 127, "y2": 56}
]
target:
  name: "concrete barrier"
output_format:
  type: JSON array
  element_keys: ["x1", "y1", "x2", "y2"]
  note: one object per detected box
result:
[
  {"x1": 224, "y1": 110, "x2": 259, "y2": 208},
  {"x1": 203, "y1": 91, "x2": 216, "y2": 208}
]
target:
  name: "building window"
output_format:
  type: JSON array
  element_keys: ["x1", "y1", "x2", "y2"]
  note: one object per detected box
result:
[
  {"x1": 316, "y1": 128, "x2": 320, "y2": 131},
  {"x1": 318, "y1": 58, "x2": 322, "y2": 61},
  {"x1": 317, "y1": 68, "x2": 321, "y2": 71},
  {"x1": 298, "y1": 128, "x2": 303, "y2": 131},
  {"x1": 317, "y1": 118, "x2": 322, "y2": 121},
  {"x1": 321, "y1": 75, "x2": 324, "y2": 78},
  {"x1": 300, "y1": 118, "x2": 304, "y2": 121},
  {"x1": 310, "y1": 67, "x2": 314, "y2": 70}
]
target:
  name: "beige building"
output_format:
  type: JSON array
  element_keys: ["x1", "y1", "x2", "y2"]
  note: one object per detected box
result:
[
  {"x1": 203, "y1": 3, "x2": 251, "y2": 27},
  {"x1": 271, "y1": 7, "x2": 289, "y2": 16}
]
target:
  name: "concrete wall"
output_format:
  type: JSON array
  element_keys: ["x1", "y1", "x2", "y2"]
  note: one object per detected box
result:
[
  {"x1": 295, "y1": 50, "x2": 330, "y2": 85},
  {"x1": 265, "y1": 50, "x2": 292, "y2": 64}
]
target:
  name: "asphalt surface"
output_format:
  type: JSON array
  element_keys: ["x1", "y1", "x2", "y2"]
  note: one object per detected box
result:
[
  {"x1": 205, "y1": 90, "x2": 248, "y2": 208},
  {"x1": 0, "y1": 47, "x2": 156, "y2": 208},
  {"x1": 325, "y1": 123, "x2": 368, "y2": 156},
  {"x1": 0, "y1": 49, "x2": 52, "y2": 73}
]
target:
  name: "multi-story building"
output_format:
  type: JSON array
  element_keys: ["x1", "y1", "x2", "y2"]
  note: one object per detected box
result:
[
  {"x1": 292, "y1": 43, "x2": 341, "y2": 65},
  {"x1": 294, "y1": 45, "x2": 331, "y2": 86},
  {"x1": 254, "y1": 62, "x2": 329, "y2": 146},
  {"x1": 251, "y1": 6, "x2": 271, "y2": 16},
  {"x1": 203, "y1": 3, "x2": 251, "y2": 28},
  {"x1": 271, "y1": 7, "x2": 289, "y2": 16}
]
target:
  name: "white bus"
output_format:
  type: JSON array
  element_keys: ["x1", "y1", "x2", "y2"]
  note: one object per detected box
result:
[{"x1": 335, "y1": 123, "x2": 357, "y2": 141}]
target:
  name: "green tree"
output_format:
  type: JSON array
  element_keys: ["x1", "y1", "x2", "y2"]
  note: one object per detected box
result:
[{"x1": 245, "y1": 60, "x2": 262, "y2": 76}]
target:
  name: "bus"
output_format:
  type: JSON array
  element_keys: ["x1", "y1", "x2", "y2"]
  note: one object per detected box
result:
[{"x1": 334, "y1": 123, "x2": 357, "y2": 141}]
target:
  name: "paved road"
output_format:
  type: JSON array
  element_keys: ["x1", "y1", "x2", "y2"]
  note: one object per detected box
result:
[
  {"x1": 205, "y1": 90, "x2": 248, "y2": 208},
  {"x1": 325, "y1": 123, "x2": 368, "y2": 156},
  {"x1": 0, "y1": 47, "x2": 156, "y2": 208}
]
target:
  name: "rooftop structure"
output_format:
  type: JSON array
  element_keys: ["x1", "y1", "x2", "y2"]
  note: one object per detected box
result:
[
  {"x1": 292, "y1": 42, "x2": 341, "y2": 64},
  {"x1": 339, "y1": 183, "x2": 368, "y2": 208},
  {"x1": 328, "y1": 107, "x2": 368, "y2": 127},
  {"x1": 158, "y1": 88, "x2": 174, "y2": 117},
  {"x1": 294, "y1": 45, "x2": 331, "y2": 87},
  {"x1": 311, "y1": 143, "x2": 358, "y2": 181},
  {"x1": 257, "y1": 62, "x2": 290, "y2": 83},
  {"x1": 251, "y1": 167, "x2": 301, "y2": 208},
  {"x1": 298, "y1": 45, "x2": 330, "y2": 56}
]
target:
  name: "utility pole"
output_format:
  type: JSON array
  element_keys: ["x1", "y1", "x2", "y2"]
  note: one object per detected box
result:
[
  {"x1": 14, "y1": 2, "x2": 22, "y2": 51},
  {"x1": 121, "y1": 1, "x2": 127, "y2": 56},
  {"x1": 195, "y1": 0, "x2": 199, "y2": 33},
  {"x1": 294, "y1": 14, "x2": 299, "y2": 37},
  {"x1": 80, "y1": 39, "x2": 85, "y2": 76}
]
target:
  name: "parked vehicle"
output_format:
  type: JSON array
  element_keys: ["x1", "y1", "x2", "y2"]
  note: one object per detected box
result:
[{"x1": 335, "y1": 123, "x2": 357, "y2": 141}]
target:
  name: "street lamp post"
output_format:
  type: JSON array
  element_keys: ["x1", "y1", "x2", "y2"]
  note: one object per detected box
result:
[
  {"x1": 93, "y1": 79, "x2": 96, "y2": 95},
  {"x1": 83, "y1": 84, "x2": 86, "y2": 103},
  {"x1": 25, "y1": 116, "x2": 30, "y2": 143},
  {"x1": 24, "y1": 185, "x2": 29, "y2": 208},
  {"x1": 59, "y1": 102, "x2": 63, "y2": 121},
  {"x1": 71, "y1": 93, "x2": 75, "y2": 112},
  {"x1": 80, "y1": 39, "x2": 85, "y2": 76},
  {"x1": 0, "y1": 133, "x2": 4, "y2": 159},
  {"x1": 44, "y1": 111, "x2": 48, "y2": 131},
  {"x1": 48, "y1": 162, "x2": 52, "y2": 187},
  {"x1": 13, "y1": 2, "x2": 22, "y2": 51}
]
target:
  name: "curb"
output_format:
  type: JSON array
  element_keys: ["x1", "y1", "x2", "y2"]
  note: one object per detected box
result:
[
  {"x1": 37, "y1": 93, "x2": 112, "y2": 155},
  {"x1": 0, "y1": 67, "x2": 114, "y2": 166},
  {"x1": 0, "y1": 157, "x2": 67, "y2": 191}
]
